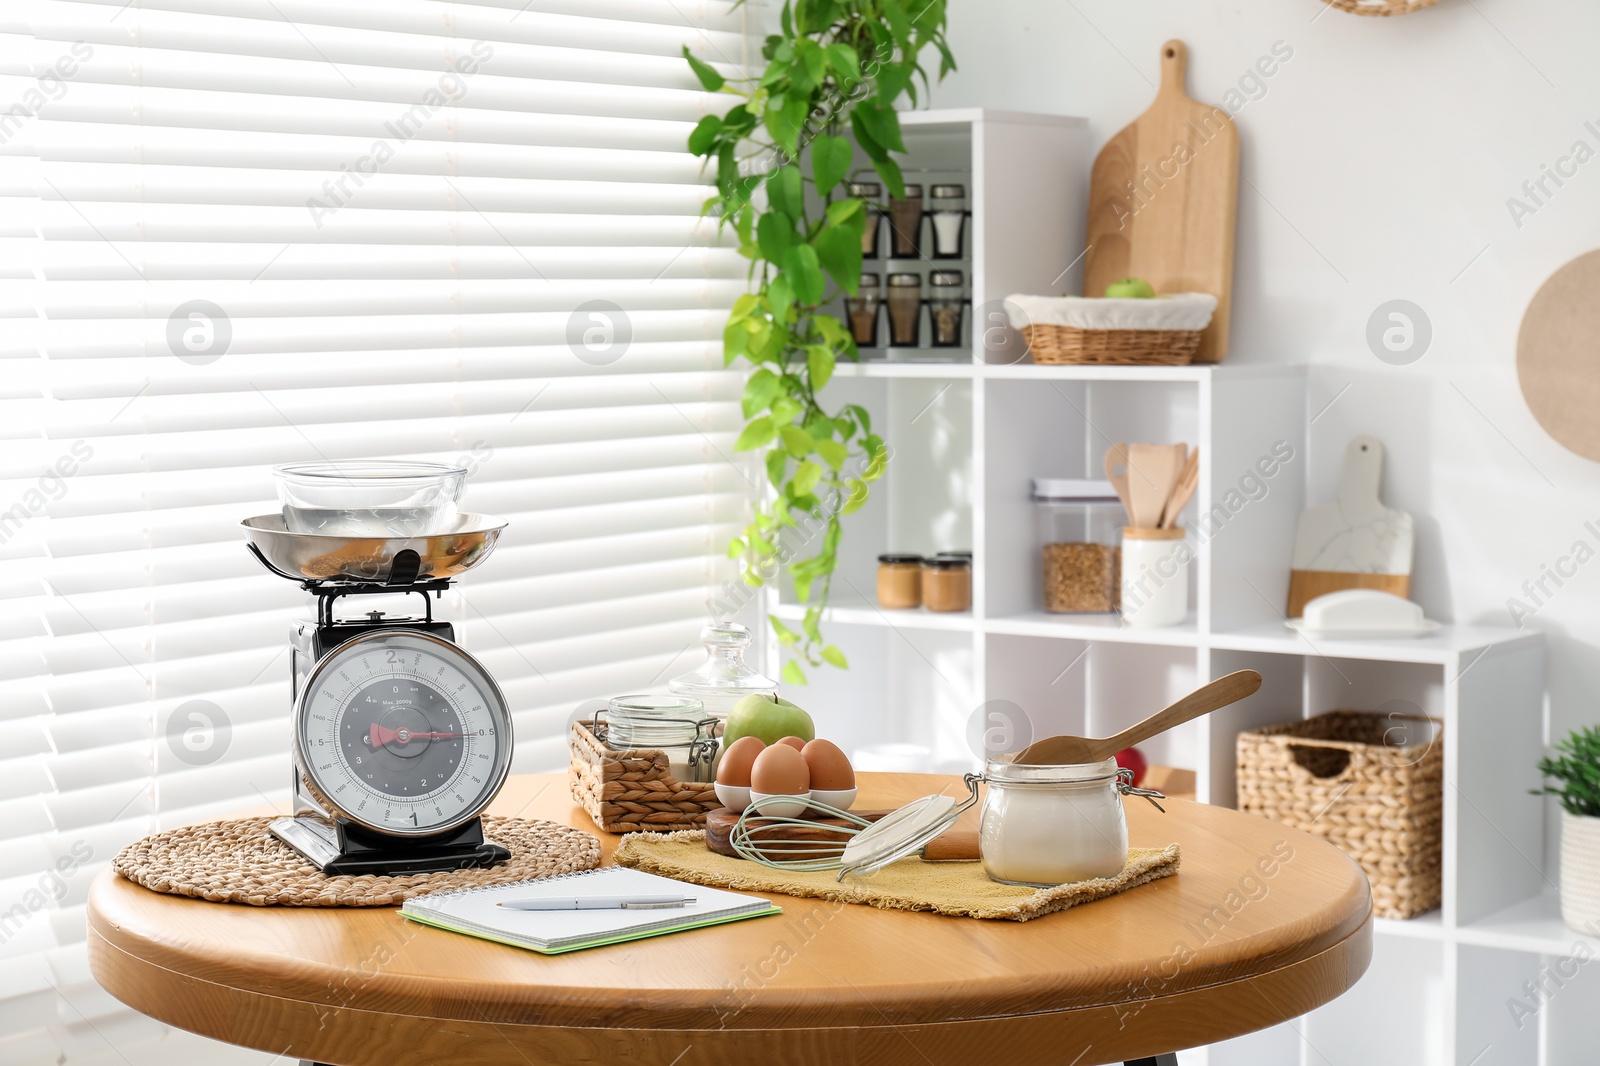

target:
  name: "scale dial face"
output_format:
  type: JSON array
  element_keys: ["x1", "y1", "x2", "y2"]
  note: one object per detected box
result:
[{"x1": 292, "y1": 629, "x2": 513, "y2": 836}]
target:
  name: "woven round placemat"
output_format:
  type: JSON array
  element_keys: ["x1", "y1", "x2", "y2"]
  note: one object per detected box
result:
[
  {"x1": 1321, "y1": 0, "x2": 1441, "y2": 15},
  {"x1": 113, "y1": 816, "x2": 601, "y2": 907}
]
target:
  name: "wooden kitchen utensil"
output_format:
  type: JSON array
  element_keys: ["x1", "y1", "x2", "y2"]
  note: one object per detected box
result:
[
  {"x1": 1103, "y1": 443, "x2": 1134, "y2": 523},
  {"x1": 1013, "y1": 670, "x2": 1262, "y2": 766},
  {"x1": 1161, "y1": 447, "x2": 1200, "y2": 528},
  {"x1": 1083, "y1": 40, "x2": 1239, "y2": 364},
  {"x1": 1286, "y1": 435, "x2": 1414, "y2": 618},
  {"x1": 1128, "y1": 443, "x2": 1183, "y2": 529}
]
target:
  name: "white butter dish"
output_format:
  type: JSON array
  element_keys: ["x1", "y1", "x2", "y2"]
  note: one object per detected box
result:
[{"x1": 1286, "y1": 589, "x2": 1439, "y2": 640}]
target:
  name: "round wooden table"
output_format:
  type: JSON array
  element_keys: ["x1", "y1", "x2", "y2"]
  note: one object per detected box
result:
[{"x1": 88, "y1": 772, "x2": 1371, "y2": 1066}]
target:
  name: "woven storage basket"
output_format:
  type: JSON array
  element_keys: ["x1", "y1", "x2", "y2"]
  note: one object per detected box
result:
[
  {"x1": 1321, "y1": 0, "x2": 1441, "y2": 15},
  {"x1": 1023, "y1": 325, "x2": 1200, "y2": 366},
  {"x1": 569, "y1": 719, "x2": 722, "y2": 833},
  {"x1": 1237, "y1": 710, "x2": 1442, "y2": 919}
]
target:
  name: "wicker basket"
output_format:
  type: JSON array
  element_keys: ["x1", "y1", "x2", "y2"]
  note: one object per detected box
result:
[
  {"x1": 1321, "y1": 0, "x2": 1441, "y2": 15},
  {"x1": 569, "y1": 719, "x2": 722, "y2": 833},
  {"x1": 1023, "y1": 324, "x2": 1200, "y2": 366},
  {"x1": 1237, "y1": 710, "x2": 1442, "y2": 919}
]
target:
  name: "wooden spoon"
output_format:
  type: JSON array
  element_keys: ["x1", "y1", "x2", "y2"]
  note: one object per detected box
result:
[
  {"x1": 1127, "y1": 443, "x2": 1182, "y2": 528},
  {"x1": 1160, "y1": 446, "x2": 1200, "y2": 528},
  {"x1": 1012, "y1": 669, "x2": 1262, "y2": 765},
  {"x1": 1102, "y1": 443, "x2": 1134, "y2": 525}
]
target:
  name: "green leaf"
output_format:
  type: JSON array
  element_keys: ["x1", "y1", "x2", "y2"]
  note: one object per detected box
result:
[
  {"x1": 734, "y1": 416, "x2": 779, "y2": 452},
  {"x1": 850, "y1": 109, "x2": 885, "y2": 162},
  {"x1": 687, "y1": 114, "x2": 721, "y2": 156},
  {"x1": 820, "y1": 645, "x2": 849, "y2": 669},
  {"x1": 767, "y1": 166, "x2": 804, "y2": 220},
  {"x1": 871, "y1": 155, "x2": 906, "y2": 201},
  {"x1": 876, "y1": 62, "x2": 914, "y2": 106},
  {"x1": 742, "y1": 367, "x2": 782, "y2": 418},
  {"x1": 847, "y1": 403, "x2": 872, "y2": 435},
  {"x1": 814, "y1": 438, "x2": 847, "y2": 469},
  {"x1": 814, "y1": 223, "x2": 862, "y2": 295},
  {"x1": 782, "y1": 243, "x2": 825, "y2": 306},
  {"x1": 807, "y1": 345, "x2": 835, "y2": 390},
  {"x1": 767, "y1": 273, "x2": 795, "y2": 325},
  {"x1": 855, "y1": 101, "x2": 906, "y2": 154},
  {"x1": 793, "y1": 459, "x2": 822, "y2": 496},
  {"x1": 756, "y1": 210, "x2": 795, "y2": 263},
  {"x1": 824, "y1": 198, "x2": 864, "y2": 228},
  {"x1": 726, "y1": 537, "x2": 746, "y2": 558},
  {"x1": 779, "y1": 424, "x2": 814, "y2": 457},
  {"x1": 826, "y1": 43, "x2": 861, "y2": 86},
  {"x1": 811, "y1": 135, "x2": 853, "y2": 197},
  {"x1": 881, "y1": 0, "x2": 913, "y2": 48},
  {"x1": 770, "y1": 616, "x2": 799, "y2": 644},
  {"x1": 781, "y1": 659, "x2": 808, "y2": 686},
  {"x1": 765, "y1": 448, "x2": 789, "y2": 487},
  {"x1": 841, "y1": 478, "x2": 869, "y2": 514},
  {"x1": 683, "y1": 46, "x2": 725, "y2": 92}
]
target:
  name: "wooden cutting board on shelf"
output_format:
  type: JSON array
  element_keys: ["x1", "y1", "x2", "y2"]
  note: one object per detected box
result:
[
  {"x1": 1287, "y1": 435, "x2": 1414, "y2": 618},
  {"x1": 1083, "y1": 40, "x2": 1240, "y2": 363}
]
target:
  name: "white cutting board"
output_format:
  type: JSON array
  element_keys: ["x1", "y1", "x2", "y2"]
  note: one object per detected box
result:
[{"x1": 1287, "y1": 436, "x2": 1413, "y2": 616}]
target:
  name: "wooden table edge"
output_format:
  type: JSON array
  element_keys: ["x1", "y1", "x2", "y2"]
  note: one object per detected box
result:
[{"x1": 87, "y1": 910, "x2": 1371, "y2": 1065}]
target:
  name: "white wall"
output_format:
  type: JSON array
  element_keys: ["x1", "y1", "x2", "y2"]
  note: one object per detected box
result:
[{"x1": 929, "y1": 0, "x2": 1600, "y2": 744}]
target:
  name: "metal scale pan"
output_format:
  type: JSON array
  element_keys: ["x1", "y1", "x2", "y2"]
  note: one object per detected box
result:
[{"x1": 240, "y1": 512, "x2": 507, "y2": 585}]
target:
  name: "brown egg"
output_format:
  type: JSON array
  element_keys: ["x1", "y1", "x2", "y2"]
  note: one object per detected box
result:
[
  {"x1": 717, "y1": 735, "x2": 765, "y2": 787},
  {"x1": 749, "y1": 743, "x2": 810, "y2": 795},
  {"x1": 801, "y1": 739, "x2": 855, "y2": 791},
  {"x1": 777, "y1": 735, "x2": 806, "y2": 752}
]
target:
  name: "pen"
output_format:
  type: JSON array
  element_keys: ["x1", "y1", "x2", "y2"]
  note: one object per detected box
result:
[{"x1": 497, "y1": 895, "x2": 696, "y2": 911}]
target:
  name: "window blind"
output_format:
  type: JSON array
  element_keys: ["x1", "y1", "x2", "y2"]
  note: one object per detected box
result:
[{"x1": 0, "y1": 1, "x2": 749, "y2": 1060}]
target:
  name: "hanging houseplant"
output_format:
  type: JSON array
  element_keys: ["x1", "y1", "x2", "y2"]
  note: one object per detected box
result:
[{"x1": 684, "y1": 0, "x2": 954, "y2": 683}]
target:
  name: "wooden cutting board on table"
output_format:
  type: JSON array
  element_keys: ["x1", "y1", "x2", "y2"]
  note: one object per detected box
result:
[
  {"x1": 1083, "y1": 40, "x2": 1240, "y2": 363},
  {"x1": 1287, "y1": 435, "x2": 1414, "y2": 618}
]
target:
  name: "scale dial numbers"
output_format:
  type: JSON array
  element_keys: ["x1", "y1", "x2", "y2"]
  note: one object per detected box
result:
[{"x1": 293, "y1": 630, "x2": 512, "y2": 836}]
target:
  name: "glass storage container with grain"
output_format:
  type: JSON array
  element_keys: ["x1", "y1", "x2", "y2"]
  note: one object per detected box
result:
[{"x1": 1033, "y1": 478, "x2": 1123, "y2": 613}]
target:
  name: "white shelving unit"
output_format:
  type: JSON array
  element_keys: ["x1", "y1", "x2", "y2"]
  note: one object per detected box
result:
[{"x1": 762, "y1": 109, "x2": 1558, "y2": 1066}]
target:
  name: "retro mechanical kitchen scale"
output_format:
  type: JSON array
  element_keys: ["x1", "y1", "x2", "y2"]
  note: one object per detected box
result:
[{"x1": 242, "y1": 511, "x2": 515, "y2": 875}]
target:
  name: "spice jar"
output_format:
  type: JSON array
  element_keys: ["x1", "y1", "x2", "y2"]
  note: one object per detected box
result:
[
  {"x1": 978, "y1": 756, "x2": 1139, "y2": 886},
  {"x1": 1120, "y1": 526, "x2": 1189, "y2": 629},
  {"x1": 846, "y1": 273, "x2": 882, "y2": 346},
  {"x1": 877, "y1": 553, "x2": 923, "y2": 609},
  {"x1": 887, "y1": 184, "x2": 923, "y2": 258},
  {"x1": 605, "y1": 695, "x2": 717, "y2": 782},
  {"x1": 849, "y1": 180, "x2": 884, "y2": 259},
  {"x1": 667, "y1": 622, "x2": 778, "y2": 719},
  {"x1": 922, "y1": 554, "x2": 971, "y2": 612},
  {"x1": 1033, "y1": 479, "x2": 1123, "y2": 613},
  {"x1": 886, "y1": 273, "x2": 922, "y2": 347},
  {"x1": 928, "y1": 184, "x2": 968, "y2": 259},
  {"x1": 928, "y1": 270, "x2": 965, "y2": 348}
]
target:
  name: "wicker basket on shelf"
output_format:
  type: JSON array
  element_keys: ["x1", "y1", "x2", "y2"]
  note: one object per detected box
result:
[
  {"x1": 1236, "y1": 710, "x2": 1442, "y2": 920},
  {"x1": 569, "y1": 719, "x2": 722, "y2": 833},
  {"x1": 1023, "y1": 325, "x2": 1201, "y2": 366}
]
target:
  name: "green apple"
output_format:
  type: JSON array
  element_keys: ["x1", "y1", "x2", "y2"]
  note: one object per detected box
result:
[
  {"x1": 723, "y1": 693, "x2": 815, "y2": 749},
  {"x1": 1104, "y1": 277, "x2": 1156, "y2": 299}
]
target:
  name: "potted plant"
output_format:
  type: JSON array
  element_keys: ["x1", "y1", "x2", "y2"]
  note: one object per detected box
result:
[
  {"x1": 1535, "y1": 725, "x2": 1600, "y2": 932},
  {"x1": 684, "y1": 2, "x2": 953, "y2": 684}
]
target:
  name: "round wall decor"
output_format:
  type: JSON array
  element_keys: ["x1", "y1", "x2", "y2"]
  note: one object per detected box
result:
[
  {"x1": 1517, "y1": 249, "x2": 1600, "y2": 463},
  {"x1": 1320, "y1": 0, "x2": 1442, "y2": 15}
]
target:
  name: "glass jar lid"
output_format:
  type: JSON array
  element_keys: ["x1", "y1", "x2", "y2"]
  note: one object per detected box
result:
[
  {"x1": 929, "y1": 270, "x2": 964, "y2": 287},
  {"x1": 888, "y1": 273, "x2": 921, "y2": 287},
  {"x1": 859, "y1": 272, "x2": 881, "y2": 289},
  {"x1": 666, "y1": 623, "x2": 777, "y2": 703},
  {"x1": 1031, "y1": 477, "x2": 1120, "y2": 503},
  {"x1": 924, "y1": 556, "x2": 970, "y2": 570},
  {"x1": 932, "y1": 550, "x2": 972, "y2": 561},
  {"x1": 895, "y1": 184, "x2": 924, "y2": 198},
  {"x1": 930, "y1": 183, "x2": 966, "y2": 199},
  {"x1": 878, "y1": 552, "x2": 924, "y2": 565},
  {"x1": 983, "y1": 752, "x2": 1120, "y2": 785},
  {"x1": 848, "y1": 180, "x2": 882, "y2": 197}
]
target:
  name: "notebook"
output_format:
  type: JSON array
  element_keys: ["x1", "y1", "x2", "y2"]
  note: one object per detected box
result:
[{"x1": 400, "y1": 866, "x2": 781, "y2": 955}]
